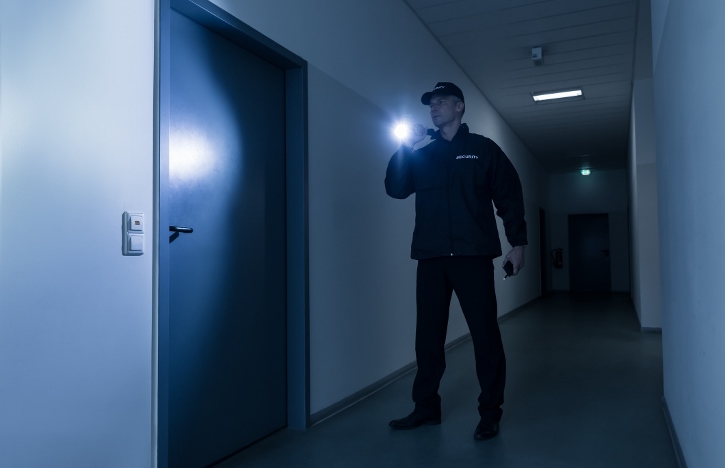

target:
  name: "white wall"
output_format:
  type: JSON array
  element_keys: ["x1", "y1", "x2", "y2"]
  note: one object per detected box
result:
[
  {"x1": 628, "y1": 0, "x2": 662, "y2": 329},
  {"x1": 629, "y1": 80, "x2": 662, "y2": 329},
  {"x1": 0, "y1": 1, "x2": 155, "y2": 467},
  {"x1": 211, "y1": 0, "x2": 548, "y2": 414},
  {"x1": 652, "y1": 0, "x2": 725, "y2": 466},
  {"x1": 548, "y1": 170, "x2": 630, "y2": 292},
  {"x1": 629, "y1": 100, "x2": 640, "y2": 312}
]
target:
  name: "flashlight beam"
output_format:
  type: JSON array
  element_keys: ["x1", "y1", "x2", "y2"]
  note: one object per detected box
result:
[{"x1": 393, "y1": 123, "x2": 411, "y2": 141}]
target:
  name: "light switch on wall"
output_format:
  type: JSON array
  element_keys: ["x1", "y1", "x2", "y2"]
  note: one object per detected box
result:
[
  {"x1": 129, "y1": 234, "x2": 144, "y2": 252},
  {"x1": 122, "y1": 212, "x2": 144, "y2": 256},
  {"x1": 129, "y1": 214, "x2": 144, "y2": 232}
]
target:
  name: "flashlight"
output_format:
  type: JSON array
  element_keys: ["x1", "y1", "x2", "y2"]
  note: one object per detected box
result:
[
  {"x1": 392, "y1": 122, "x2": 435, "y2": 142},
  {"x1": 503, "y1": 261, "x2": 514, "y2": 279}
]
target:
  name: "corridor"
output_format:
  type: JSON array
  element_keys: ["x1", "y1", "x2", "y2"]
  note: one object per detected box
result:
[{"x1": 220, "y1": 294, "x2": 676, "y2": 467}]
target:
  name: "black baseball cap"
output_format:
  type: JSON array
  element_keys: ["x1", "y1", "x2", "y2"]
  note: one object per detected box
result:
[{"x1": 421, "y1": 82, "x2": 465, "y2": 105}]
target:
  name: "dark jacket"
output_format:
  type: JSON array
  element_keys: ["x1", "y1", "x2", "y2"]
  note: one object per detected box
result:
[{"x1": 385, "y1": 124, "x2": 527, "y2": 260}]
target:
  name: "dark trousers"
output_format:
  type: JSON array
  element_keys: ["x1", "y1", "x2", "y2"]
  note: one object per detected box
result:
[{"x1": 413, "y1": 256, "x2": 506, "y2": 423}]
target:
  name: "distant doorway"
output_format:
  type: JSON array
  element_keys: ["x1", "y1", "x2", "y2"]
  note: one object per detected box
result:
[{"x1": 568, "y1": 214, "x2": 611, "y2": 292}]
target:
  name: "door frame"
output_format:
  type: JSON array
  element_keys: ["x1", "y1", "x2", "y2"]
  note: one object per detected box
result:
[{"x1": 154, "y1": 0, "x2": 309, "y2": 465}]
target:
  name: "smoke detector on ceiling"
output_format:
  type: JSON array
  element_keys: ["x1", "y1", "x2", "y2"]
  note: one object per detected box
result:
[{"x1": 532, "y1": 46, "x2": 543, "y2": 66}]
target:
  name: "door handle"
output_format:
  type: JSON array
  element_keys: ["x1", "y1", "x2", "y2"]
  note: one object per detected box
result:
[{"x1": 169, "y1": 226, "x2": 194, "y2": 234}]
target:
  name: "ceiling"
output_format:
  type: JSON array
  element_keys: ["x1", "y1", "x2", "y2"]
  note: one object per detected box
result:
[{"x1": 405, "y1": 0, "x2": 642, "y2": 174}]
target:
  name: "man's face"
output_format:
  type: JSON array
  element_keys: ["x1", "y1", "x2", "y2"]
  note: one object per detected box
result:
[{"x1": 429, "y1": 94, "x2": 462, "y2": 128}]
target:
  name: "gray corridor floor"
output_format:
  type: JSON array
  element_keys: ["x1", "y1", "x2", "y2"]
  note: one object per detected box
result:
[{"x1": 218, "y1": 293, "x2": 677, "y2": 468}]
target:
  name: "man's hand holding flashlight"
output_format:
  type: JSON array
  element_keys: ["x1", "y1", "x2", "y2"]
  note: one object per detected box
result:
[
  {"x1": 502, "y1": 245, "x2": 526, "y2": 276},
  {"x1": 396, "y1": 123, "x2": 427, "y2": 148},
  {"x1": 406, "y1": 123, "x2": 427, "y2": 147}
]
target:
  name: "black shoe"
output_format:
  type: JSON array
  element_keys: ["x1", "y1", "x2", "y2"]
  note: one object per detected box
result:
[
  {"x1": 389, "y1": 411, "x2": 441, "y2": 430},
  {"x1": 474, "y1": 421, "x2": 499, "y2": 440}
]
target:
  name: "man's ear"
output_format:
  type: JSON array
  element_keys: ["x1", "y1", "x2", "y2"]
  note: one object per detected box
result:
[{"x1": 457, "y1": 101, "x2": 465, "y2": 113}]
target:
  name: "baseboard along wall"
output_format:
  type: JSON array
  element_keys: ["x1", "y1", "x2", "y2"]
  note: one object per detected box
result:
[{"x1": 662, "y1": 396, "x2": 688, "y2": 468}]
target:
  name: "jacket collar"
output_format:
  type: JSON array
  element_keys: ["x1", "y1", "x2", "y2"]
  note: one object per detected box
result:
[{"x1": 431, "y1": 123, "x2": 469, "y2": 142}]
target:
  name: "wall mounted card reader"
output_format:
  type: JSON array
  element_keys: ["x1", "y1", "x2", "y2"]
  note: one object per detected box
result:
[{"x1": 122, "y1": 212, "x2": 144, "y2": 256}]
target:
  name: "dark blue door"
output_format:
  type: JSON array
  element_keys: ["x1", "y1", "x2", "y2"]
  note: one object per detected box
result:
[
  {"x1": 168, "y1": 9, "x2": 287, "y2": 467},
  {"x1": 569, "y1": 214, "x2": 611, "y2": 292}
]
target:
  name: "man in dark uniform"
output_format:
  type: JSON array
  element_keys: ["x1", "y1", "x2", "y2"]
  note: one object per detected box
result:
[{"x1": 385, "y1": 82, "x2": 527, "y2": 440}]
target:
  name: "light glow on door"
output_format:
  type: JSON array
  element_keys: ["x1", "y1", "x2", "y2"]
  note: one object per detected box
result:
[{"x1": 169, "y1": 124, "x2": 219, "y2": 183}]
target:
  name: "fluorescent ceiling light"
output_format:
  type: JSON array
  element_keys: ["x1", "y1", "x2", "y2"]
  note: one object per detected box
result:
[
  {"x1": 532, "y1": 88, "x2": 583, "y2": 102},
  {"x1": 580, "y1": 169, "x2": 591, "y2": 176}
]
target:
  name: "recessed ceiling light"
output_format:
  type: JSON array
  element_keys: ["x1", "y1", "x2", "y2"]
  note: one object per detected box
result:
[
  {"x1": 580, "y1": 169, "x2": 591, "y2": 176},
  {"x1": 532, "y1": 88, "x2": 583, "y2": 102}
]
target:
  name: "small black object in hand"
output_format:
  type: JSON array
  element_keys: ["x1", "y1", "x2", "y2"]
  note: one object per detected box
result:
[{"x1": 503, "y1": 261, "x2": 514, "y2": 279}]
